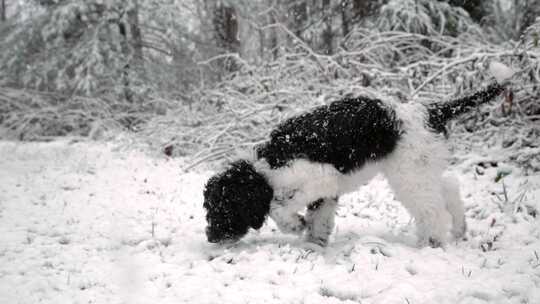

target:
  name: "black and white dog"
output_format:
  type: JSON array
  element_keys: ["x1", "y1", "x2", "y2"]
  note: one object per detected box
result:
[{"x1": 203, "y1": 82, "x2": 506, "y2": 247}]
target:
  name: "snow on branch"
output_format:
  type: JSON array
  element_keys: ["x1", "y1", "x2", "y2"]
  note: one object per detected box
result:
[{"x1": 141, "y1": 22, "x2": 539, "y2": 172}]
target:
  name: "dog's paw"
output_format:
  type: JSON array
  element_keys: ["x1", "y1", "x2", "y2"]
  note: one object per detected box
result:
[
  {"x1": 301, "y1": 239, "x2": 326, "y2": 251},
  {"x1": 305, "y1": 235, "x2": 329, "y2": 247},
  {"x1": 273, "y1": 189, "x2": 298, "y2": 204},
  {"x1": 428, "y1": 237, "x2": 443, "y2": 248},
  {"x1": 275, "y1": 213, "x2": 306, "y2": 235},
  {"x1": 290, "y1": 214, "x2": 307, "y2": 234},
  {"x1": 417, "y1": 236, "x2": 445, "y2": 248},
  {"x1": 451, "y1": 218, "x2": 467, "y2": 240}
]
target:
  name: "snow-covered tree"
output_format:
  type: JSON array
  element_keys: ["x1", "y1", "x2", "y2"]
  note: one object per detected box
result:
[
  {"x1": 377, "y1": 0, "x2": 481, "y2": 36},
  {"x1": 0, "y1": 0, "x2": 144, "y2": 100}
]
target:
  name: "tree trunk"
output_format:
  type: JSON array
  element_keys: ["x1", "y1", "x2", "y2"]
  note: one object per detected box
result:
[
  {"x1": 351, "y1": 0, "x2": 380, "y2": 25},
  {"x1": 128, "y1": 0, "x2": 143, "y2": 62},
  {"x1": 518, "y1": 0, "x2": 540, "y2": 37},
  {"x1": 338, "y1": 0, "x2": 381, "y2": 33},
  {"x1": 212, "y1": 2, "x2": 240, "y2": 73},
  {"x1": 1, "y1": 0, "x2": 6, "y2": 22},
  {"x1": 118, "y1": 0, "x2": 146, "y2": 103},
  {"x1": 322, "y1": 0, "x2": 333, "y2": 54},
  {"x1": 291, "y1": 1, "x2": 307, "y2": 38},
  {"x1": 270, "y1": 10, "x2": 279, "y2": 60},
  {"x1": 118, "y1": 21, "x2": 134, "y2": 103},
  {"x1": 341, "y1": 0, "x2": 350, "y2": 37},
  {"x1": 446, "y1": 0, "x2": 487, "y2": 23}
]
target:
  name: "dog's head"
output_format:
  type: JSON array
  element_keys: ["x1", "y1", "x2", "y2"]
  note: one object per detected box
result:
[{"x1": 203, "y1": 160, "x2": 273, "y2": 243}]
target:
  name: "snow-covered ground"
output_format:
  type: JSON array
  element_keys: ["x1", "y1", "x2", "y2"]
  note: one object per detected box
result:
[{"x1": 1, "y1": 140, "x2": 539, "y2": 304}]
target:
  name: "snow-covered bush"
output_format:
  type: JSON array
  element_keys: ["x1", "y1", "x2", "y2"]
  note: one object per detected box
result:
[
  {"x1": 0, "y1": 86, "x2": 175, "y2": 140},
  {"x1": 144, "y1": 17, "x2": 539, "y2": 173}
]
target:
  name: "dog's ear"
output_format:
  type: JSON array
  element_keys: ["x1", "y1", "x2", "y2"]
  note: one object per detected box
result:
[
  {"x1": 203, "y1": 172, "x2": 251, "y2": 243},
  {"x1": 231, "y1": 160, "x2": 273, "y2": 229}
]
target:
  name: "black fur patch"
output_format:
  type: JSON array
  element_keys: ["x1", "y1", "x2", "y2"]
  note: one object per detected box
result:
[
  {"x1": 203, "y1": 160, "x2": 273, "y2": 243},
  {"x1": 257, "y1": 97, "x2": 403, "y2": 173}
]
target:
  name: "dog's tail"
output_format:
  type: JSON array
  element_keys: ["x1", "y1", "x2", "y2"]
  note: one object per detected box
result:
[
  {"x1": 426, "y1": 61, "x2": 515, "y2": 133},
  {"x1": 426, "y1": 82, "x2": 506, "y2": 133}
]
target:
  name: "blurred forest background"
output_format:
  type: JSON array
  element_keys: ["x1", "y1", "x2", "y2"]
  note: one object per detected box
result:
[{"x1": 0, "y1": 0, "x2": 538, "y2": 171}]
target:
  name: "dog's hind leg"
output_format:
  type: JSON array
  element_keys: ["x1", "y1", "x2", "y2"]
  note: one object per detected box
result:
[
  {"x1": 384, "y1": 172, "x2": 452, "y2": 247},
  {"x1": 382, "y1": 146, "x2": 452, "y2": 247},
  {"x1": 304, "y1": 197, "x2": 338, "y2": 246},
  {"x1": 442, "y1": 173, "x2": 467, "y2": 239}
]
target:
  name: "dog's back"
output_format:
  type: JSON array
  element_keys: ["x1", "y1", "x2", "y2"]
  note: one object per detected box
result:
[{"x1": 257, "y1": 97, "x2": 403, "y2": 174}]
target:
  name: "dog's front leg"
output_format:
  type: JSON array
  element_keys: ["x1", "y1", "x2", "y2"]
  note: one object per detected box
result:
[
  {"x1": 269, "y1": 195, "x2": 307, "y2": 235},
  {"x1": 304, "y1": 197, "x2": 338, "y2": 246}
]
